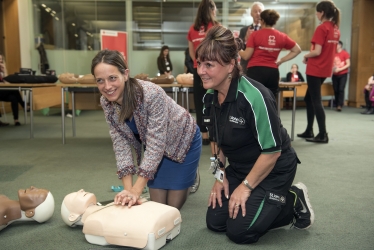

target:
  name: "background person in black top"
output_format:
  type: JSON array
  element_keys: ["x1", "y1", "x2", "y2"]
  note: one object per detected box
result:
[
  {"x1": 157, "y1": 45, "x2": 173, "y2": 76},
  {"x1": 196, "y1": 25, "x2": 314, "y2": 244}
]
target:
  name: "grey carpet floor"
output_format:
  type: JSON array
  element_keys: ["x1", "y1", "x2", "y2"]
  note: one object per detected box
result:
[{"x1": 0, "y1": 106, "x2": 373, "y2": 249}]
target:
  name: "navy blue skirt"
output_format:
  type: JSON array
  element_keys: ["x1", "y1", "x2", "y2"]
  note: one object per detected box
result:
[{"x1": 147, "y1": 125, "x2": 202, "y2": 190}]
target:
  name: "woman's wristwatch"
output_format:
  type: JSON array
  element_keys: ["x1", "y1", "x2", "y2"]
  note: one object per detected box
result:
[{"x1": 242, "y1": 179, "x2": 254, "y2": 191}]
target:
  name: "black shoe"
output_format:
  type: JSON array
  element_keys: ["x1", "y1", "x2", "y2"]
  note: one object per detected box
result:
[
  {"x1": 297, "y1": 131, "x2": 314, "y2": 139},
  {"x1": 306, "y1": 133, "x2": 328, "y2": 143},
  {"x1": 15, "y1": 122, "x2": 21, "y2": 126},
  {"x1": 0, "y1": 121, "x2": 9, "y2": 126},
  {"x1": 361, "y1": 109, "x2": 374, "y2": 114},
  {"x1": 290, "y1": 182, "x2": 314, "y2": 230},
  {"x1": 202, "y1": 139, "x2": 210, "y2": 145},
  {"x1": 190, "y1": 168, "x2": 200, "y2": 194}
]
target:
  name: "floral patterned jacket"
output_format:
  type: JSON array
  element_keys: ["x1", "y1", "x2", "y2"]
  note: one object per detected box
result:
[{"x1": 101, "y1": 80, "x2": 197, "y2": 180}]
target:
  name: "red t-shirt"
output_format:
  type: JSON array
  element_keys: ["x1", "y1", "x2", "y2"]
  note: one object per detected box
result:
[
  {"x1": 246, "y1": 29, "x2": 296, "y2": 69},
  {"x1": 187, "y1": 23, "x2": 214, "y2": 68},
  {"x1": 333, "y1": 50, "x2": 350, "y2": 75},
  {"x1": 306, "y1": 21, "x2": 340, "y2": 77}
]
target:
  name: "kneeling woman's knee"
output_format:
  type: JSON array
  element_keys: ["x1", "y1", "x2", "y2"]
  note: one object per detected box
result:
[
  {"x1": 206, "y1": 210, "x2": 226, "y2": 232},
  {"x1": 226, "y1": 226, "x2": 260, "y2": 244}
]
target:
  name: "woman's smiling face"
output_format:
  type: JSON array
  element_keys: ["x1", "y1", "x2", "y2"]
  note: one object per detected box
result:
[{"x1": 94, "y1": 62, "x2": 128, "y2": 104}]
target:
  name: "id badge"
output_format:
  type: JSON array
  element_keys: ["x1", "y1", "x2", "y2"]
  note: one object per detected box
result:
[{"x1": 214, "y1": 169, "x2": 224, "y2": 183}]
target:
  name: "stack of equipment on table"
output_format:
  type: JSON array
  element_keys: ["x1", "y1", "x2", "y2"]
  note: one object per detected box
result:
[
  {"x1": 61, "y1": 189, "x2": 182, "y2": 250},
  {"x1": 59, "y1": 73, "x2": 96, "y2": 84},
  {"x1": 176, "y1": 73, "x2": 193, "y2": 85},
  {"x1": 149, "y1": 74, "x2": 175, "y2": 85},
  {"x1": 3, "y1": 68, "x2": 58, "y2": 83}
]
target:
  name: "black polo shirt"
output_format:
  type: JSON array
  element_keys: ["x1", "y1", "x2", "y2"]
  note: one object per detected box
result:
[{"x1": 203, "y1": 75, "x2": 290, "y2": 164}]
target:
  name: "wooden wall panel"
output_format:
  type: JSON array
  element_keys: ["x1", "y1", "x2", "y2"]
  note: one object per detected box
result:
[
  {"x1": 348, "y1": 0, "x2": 374, "y2": 107},
  {"x1": 2, "y1": 0, "x2": 20, "y2": 75}
]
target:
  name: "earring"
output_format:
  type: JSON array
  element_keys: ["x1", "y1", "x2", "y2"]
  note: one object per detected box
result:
[{"x1": 228, "y1": 73, "x2": 232, "y2": 80}]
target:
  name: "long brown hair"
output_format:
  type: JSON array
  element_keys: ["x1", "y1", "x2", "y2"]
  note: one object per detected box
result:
[
  {"x1": 193, "y1": 0, "x2": 219, "y2": 31},
  {"x1": 195, "y1": 25, "x2": 243, "y2": 78},
  {"x1": 91, "y1": 50, "x2": 143, "y2": 121},
  {"x1": 316, "y1": 0, "x2": 340, "y2": 27}
]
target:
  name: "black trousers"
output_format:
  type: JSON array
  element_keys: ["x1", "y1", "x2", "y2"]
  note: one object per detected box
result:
[
  {"x1": 304, "y1": 75, "x2": 327, "y2": 134},
  {"x1": 332, "y1": 73, "x2": 347, "y2": 107},
  {"x1": 363, "y1": 88, "x2": 372, "y2": 109},
  {"x1": 0, "y1": 90, "x2": 25, "y2": 120},
  {"x1": 246, "y1": 66, "x2": 280, "y2": 99},
  {"x1": 192, "y1": 68, "x2": 207, "y2": 133},
  {"x1": 206, "y1": 148, "x2": 299, "y2": 244}
]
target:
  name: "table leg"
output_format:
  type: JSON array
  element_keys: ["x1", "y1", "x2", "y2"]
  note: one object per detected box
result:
[
  {"x1": 29, "y1": 90, "x2": 33, "y2": 138},
  {"x1": 186, "y1": 88, "x2": 189, "y2": 112},
  {"x1": 291, "y1": 87, "x2": 297, "y2": 141},
  {"x1": 62, "y1": 88, "x2": 66, "y2": 144},
  {"x1": 181, "y1": 88, "x2": 185, "y2": 108},
  {"x1": 22, "y1": 90, "x2": 27, "y2": 124},
  {"x1": 72, "y1": 91, "x2": 76, "y2": 137}
]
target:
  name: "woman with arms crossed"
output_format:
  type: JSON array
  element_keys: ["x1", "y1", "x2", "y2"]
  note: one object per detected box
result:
[
  {"x1": 198, "y1": 26, "x2": 314, "y2": 244},
  {"x1": 91, "y1": 50, "x2": 201, "y2": 209}
]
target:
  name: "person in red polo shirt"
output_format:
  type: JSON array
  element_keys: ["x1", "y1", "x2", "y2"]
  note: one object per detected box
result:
[
  {"x1": 239, "y1": 9, "x2": 301, "y2": 98},
  {"x1": 332, "y1": 40, "x2": 350, "y2": 112},
  {"x1": 297, "y1": 0, "x2": 341, "y2": 144}
]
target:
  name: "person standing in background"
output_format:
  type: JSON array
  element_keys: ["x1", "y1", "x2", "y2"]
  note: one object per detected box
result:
[
  {"x1": 239, "y1": 9, "x2": 301, "y2": 98},
  {"x1": 157, "y1": 45, "x2": 173, "y2": 76},
  {"x1": 332, "y1": 40, "x2": 350, "y2": 112},
  {"x1": 239, "y1": 2, "x2": 264, "y2": 72},
  {"x1": 297, "y1": 0, "x2": 340, "y2": 143},
  {"x1": 187, "y1": 0, "x2": 219, "y2": 146}
]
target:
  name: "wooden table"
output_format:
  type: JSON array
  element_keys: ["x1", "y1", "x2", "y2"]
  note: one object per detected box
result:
[
  {"x1": 60, "y1": 83, "x2": 98, "y2": 144},
  {"x1": 0, "y1": 83, "x2": 60, "y2": 138}
]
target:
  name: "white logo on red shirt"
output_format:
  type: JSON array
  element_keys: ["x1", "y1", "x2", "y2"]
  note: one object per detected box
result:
[{"x1": 268, "y1": 36, "x2": 276, "y2": 46}]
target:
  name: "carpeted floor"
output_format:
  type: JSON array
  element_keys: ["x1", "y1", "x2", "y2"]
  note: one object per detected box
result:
[{"x1": 0, "y1": 106, "x2": 373, "y2": 249}]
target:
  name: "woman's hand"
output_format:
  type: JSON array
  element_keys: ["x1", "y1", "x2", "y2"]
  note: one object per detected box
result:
[
  {"x1": 302, "y1": 56, "x2": 308, "y2": 64},
  {"x1": 208, "y1": 177, "x2": 229, "y2": 209},
  {"x1": 114, "y1": 188, "x2": 143, "y2": 208},
  {"x1": 228, "y1": 184, "x2": 251, "y2": 219}
]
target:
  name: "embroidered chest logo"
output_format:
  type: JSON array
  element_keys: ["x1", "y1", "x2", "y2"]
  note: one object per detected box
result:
[
  {"x1": 268, "y1": 35, "x2": 276, "y2": 46},
  {"x1": 229, "y1": 116, "x2": 245, "y2": 125}
]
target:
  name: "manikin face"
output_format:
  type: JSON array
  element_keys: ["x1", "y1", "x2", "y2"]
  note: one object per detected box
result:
[
  {"x1": 197, "y1": 58, "x2": 234, "y2": 91},
  {"x1": 94, "y1": 63, "x2": 128, "y2": 104},
  {"x1": 163, "y1": 49, "x2": 169, "y2": 57},
  {"x1": 251, "y1": 4, "x2": 264, "y2": 24}
]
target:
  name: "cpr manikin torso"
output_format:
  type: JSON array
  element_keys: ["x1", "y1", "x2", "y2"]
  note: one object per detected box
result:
[
  {"x1": 0, "y1": 186, "x2": 55, "y2": 231},
  {"x1": 61, "y1": 190, "x2": 182, "y2": 250}
]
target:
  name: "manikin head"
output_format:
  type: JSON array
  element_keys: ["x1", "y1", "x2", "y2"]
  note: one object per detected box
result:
[
  {"x1": 61, "y1": 189, "x2": 97, "y2": 227},
  {"x1": 18, "y1": 186, "x2": 55, "y2": 222}
]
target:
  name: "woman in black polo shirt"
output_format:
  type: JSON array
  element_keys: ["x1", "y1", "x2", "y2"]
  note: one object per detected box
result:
[{"x1": 197, "y1": 25, "x2": 313, "y2": 244}]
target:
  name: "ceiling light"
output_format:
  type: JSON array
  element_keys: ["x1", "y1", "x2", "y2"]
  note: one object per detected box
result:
[
  {"x1": 55, "y1": 17, "x2": 59, "y2": 21},
  {"x1": 72, "y1": 23, "x2": 76, "y2": 26},
  {"x1": 41, "y1": 4, "x2": 46, "y2": 8}
]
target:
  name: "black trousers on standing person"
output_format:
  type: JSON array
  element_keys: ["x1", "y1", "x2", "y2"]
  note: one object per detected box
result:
[
  {"x1": 206, "y1": 148, "x2": 299, "y2": 244},
  {"x1": 332, "y1": 73, "x2": 348, "y2": 107},
  {"x1": 192, "y1": 68, "x2": 207, "y2": 133},
  {"x1": 304, "y1": 75, "x2": 327, "y2": 134},
  {"x1": 0, "y1": 90, "x2": 25, "y2": 120},
  {"x1": 246, "y1": 66, "x2": 280, "y2": 99}
]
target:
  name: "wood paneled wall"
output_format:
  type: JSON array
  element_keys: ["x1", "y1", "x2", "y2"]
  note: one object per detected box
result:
[
  {"x1": 2, "y1": 0, "x2": 20, "y2": 75},
  {"x1": 348, "y1": 0, "x2": 374, "y2": 107}
]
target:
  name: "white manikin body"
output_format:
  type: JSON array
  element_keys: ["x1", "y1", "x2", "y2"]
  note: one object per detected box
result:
[{"x1": 61, "y1": 190, "x2": 182, "y2": 250}]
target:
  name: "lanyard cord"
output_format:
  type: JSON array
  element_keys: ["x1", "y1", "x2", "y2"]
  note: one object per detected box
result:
[{"x1": 212, "y1": 101, "x2": 231, "y2": 163}]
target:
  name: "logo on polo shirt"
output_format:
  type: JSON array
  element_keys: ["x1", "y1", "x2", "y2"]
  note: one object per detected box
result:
[{"x1": 229, "y1": 116, "x2": 245, "y2": 125}]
